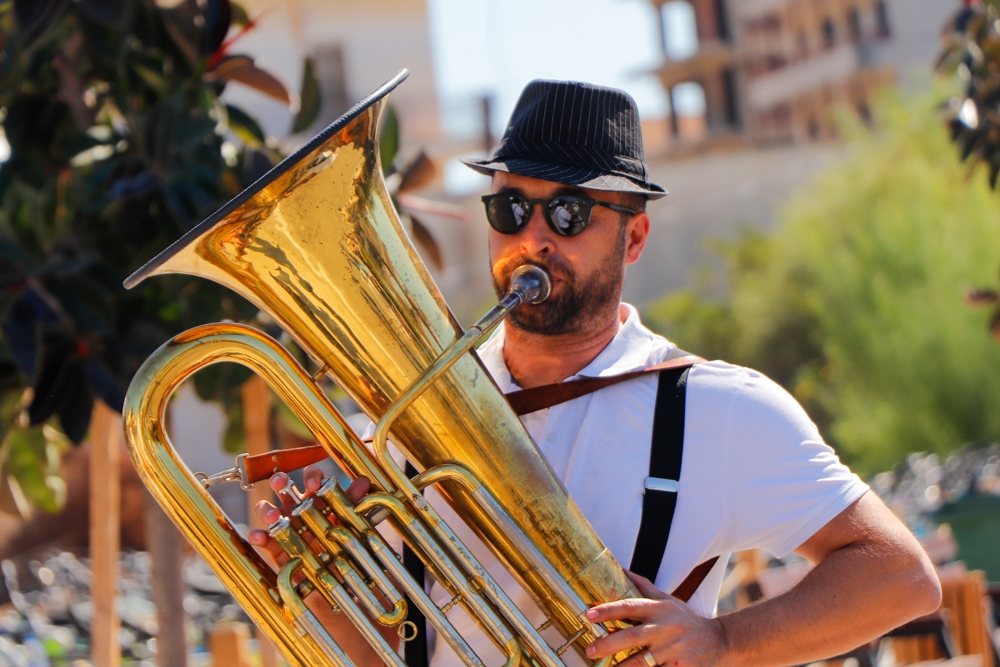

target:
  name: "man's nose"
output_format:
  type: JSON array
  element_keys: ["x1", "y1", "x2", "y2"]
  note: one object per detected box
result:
[{"x1": 519, "y1": 204, "x2": 555, "y2": 255}]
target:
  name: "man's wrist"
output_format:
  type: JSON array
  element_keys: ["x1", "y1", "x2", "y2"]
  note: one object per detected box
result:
[{"x1": 712, "y1": 613, "x2": 743, "y2": 667}]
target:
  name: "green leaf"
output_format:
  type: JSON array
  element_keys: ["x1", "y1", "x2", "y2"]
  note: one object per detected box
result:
[
  {"x1": 0, "y1": 391, "x2": 24, "y2": 448},
  {"x1": 230, "y1": 2, "x2": 250, "y2": 27},
  {"x1": 379, "y1": 103, "x2": 399, "y2": 174},
  {"x1": 192, "y1": 362, "x2": 253, "y2": 403},
  {"x1": 46, "y1": 275, "x2": 115, "y2": 336},
  {"x1": 222, "y1": 397, "x2": 244, "y2": 453},
  {"x1": 158, "y1": 9, "x2": 199, "y2": 68},
  {"x1": 290, "y1": 57, "x2": 321, "y2": 134},
  {"x1": 226, "y1": 104, "x2": 266, "y2": 146},
  {"x1": 131, "y1": 62, "x2": 172, "y2": 99},
  {"x1": 165, "y1": 178, "x2": 216, "y2": 217},
  {"x1": 3, "y1": 425, "x2": 63, "y2": 513},
  {"x1": 172, "y1": 113, "x2": 218, "y2": 154},
  {"x1": 144, "y1": 103, "x2": 176, "y2": 167}
]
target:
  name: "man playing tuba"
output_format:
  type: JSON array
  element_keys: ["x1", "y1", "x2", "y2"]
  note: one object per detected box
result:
[{"x1": 249, "y1": 80, "x2": 941, "y2": 667}]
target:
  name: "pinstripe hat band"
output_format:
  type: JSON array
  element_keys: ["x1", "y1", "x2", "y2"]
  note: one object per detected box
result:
[{"x1": 462, "y1": 79, "x2": 667, "y2": 200}]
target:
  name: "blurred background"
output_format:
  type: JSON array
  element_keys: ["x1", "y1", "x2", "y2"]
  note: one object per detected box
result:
[{"x1": 4, "y1": 0, "x2": 1000, "y2": 665}]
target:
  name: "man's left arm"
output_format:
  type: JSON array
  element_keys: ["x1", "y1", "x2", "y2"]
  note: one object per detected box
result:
[{"x1": 584, "y1": 490, "x2": 942, "y2": 667}]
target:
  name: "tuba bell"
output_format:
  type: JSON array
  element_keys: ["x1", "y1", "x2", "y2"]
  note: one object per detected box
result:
[{"x1": 122, "y1": 69, "x2": 639, "y2": 667}]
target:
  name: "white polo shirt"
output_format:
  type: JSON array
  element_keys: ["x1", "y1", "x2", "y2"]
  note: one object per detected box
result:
[{"x1": 382, "y1": 304, "x2": 868, "y2": 667}]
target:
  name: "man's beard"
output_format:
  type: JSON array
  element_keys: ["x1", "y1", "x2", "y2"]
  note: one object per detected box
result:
[{"x1": 490, "y1": 229, "x2": 627, "y2": 336}]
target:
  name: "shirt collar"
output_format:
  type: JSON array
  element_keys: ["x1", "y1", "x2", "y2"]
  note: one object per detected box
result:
[
  {"x1": 572, "y1": 304, "x2": 657, "y2": 378},
  {"x1": 474, "y1": 303, "x2": 666, "y2": 390}
]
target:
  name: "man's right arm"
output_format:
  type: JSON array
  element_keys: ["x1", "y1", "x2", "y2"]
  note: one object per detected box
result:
[{"x1": 583, "y1": 491, "x2": 940, "y2": 667}]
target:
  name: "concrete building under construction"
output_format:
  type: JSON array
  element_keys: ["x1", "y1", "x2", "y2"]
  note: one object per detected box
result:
[{"x1": 650, "y1": 0, "x2": 897, "y2": 148}]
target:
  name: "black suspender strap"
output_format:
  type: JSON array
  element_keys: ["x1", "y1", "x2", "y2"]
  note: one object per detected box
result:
[
  {"x1": 402, "y1": 463, "x2": 429, "y2": 667},
  {"x1": 629, "y1": 365, "x2": 690, "y2": 583}
]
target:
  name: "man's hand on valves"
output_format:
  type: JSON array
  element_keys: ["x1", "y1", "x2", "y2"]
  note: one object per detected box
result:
[
  {"x1": 584, "y1": 572, "x2": 730, "y2": 667},
  {"x1": 246, "y1": 465, "x2": 371, "y2": 564}
]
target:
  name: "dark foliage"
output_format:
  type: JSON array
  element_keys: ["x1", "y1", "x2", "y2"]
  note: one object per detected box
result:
[
  {"x1": 938, "y1": 1, "x2": 1000, "y2": 343},
  {"x1": 938, "y1": 0, "x2": 1000, "y2": 188},
  {"x1": 0, "y1": 0, "x2": 304, "y2": 455}
]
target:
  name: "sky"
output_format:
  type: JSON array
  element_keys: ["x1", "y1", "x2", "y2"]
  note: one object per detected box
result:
[{"x1": 425, "y1": 0, "x2": 702, "y2": 139}]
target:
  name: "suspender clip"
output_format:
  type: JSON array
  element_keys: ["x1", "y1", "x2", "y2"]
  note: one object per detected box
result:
[{"x1": 644, "y1": 477, "x2": 679, "y2": 494}]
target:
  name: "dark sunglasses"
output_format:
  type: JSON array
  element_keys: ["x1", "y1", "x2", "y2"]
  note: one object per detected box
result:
[{"x1": 481, "y1": 193, "x2": 637, "y2": 237}]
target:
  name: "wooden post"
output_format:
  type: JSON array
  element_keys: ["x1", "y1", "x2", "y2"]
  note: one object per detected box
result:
[
  {"x1": 89, "y1": 401, "x2": 121, "y2": 667},
  {"x1": 209, "y1": 622, "x2": 253, "y2": 667},
  {"x1": 940, "y1": 571, "x2": 995, "y2": 667},
  {"x1": 145, "y1": 491, "x2": 188, "y2": 667},
  {"x1": 242, "y1": 376, "x2": 280, "y2": 667}
]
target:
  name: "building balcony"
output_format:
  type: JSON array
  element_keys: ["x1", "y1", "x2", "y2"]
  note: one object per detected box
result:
[
  {"x1": 655, "y1": 40, "x2": 735, "y2": 88},
  {"x1": 745, "y1": 42, "x2": 862, "y2": 110},
  {"x1": 737, "y1": 0, "x2": 790, "y2": 20}
]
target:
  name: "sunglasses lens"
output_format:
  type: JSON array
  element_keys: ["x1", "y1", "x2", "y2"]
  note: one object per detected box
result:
[
  {"x1": 548, "y1": 197, "x2": 591, "y2": 236},
  {"x1": 486, "y1": 194, "x2": 531, "y2": 234}
]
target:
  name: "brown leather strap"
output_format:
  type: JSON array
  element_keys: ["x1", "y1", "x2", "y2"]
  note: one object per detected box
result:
[
  {"x1": 242, "y1": 445, "x2": 328, "y2": 485},
  {"x1": 505, "y1": 354, "x2": 706, "y2": 416},
  {"x1": 670, "y1": 556, "x2": 719, "y2": 602},
  {"x1": 241, "y1": 355, "x2": 707, "y2": 483}
]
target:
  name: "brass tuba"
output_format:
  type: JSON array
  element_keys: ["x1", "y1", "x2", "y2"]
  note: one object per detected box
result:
[{"x1": 122, "y1": 70, "x2": 638, "y2": 667}]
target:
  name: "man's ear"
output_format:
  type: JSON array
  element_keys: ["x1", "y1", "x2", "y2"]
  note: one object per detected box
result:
[{"x1": 625, "y1": 212, "x2": 650, "y2": 265}]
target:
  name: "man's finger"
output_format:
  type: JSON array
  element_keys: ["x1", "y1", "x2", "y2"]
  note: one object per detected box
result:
[
  {"x1": 346, "y1": 476, "x2": 371, "y2": 503},
  {"x1": 268, "y1": 473, "x2": 298, "y2": 514},
  {"x1": 585, "y1": 598, "x2": 660, "y2": 624},
  {"x1": 626, "y1": 571, "x2": 670, "y2": 600},
  {"x1": 584, "y1": 622, "x2": 657, "y2": 659},
  {"x1": 255, "y1": 499, "x2": 282, "y2": 526},
  {"x1": 247, "y1": 527, "x2": 289, "y2": 566},
  {"x1": 303, "y1": 465, "x2": 324, "y2": 494}
]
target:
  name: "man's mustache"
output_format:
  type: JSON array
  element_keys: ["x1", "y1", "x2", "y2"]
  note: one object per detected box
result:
[{"x1": 495, "y1": 253, "x2": 573, "y2": 287}]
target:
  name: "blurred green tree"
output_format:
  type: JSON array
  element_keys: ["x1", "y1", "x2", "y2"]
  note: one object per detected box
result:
[
  {"x1": 0, "y1": 0, "x2": 320, "y2": 510},
  {"x1": 645, "y1": 92, "x2": 1000, "y2": 474}
]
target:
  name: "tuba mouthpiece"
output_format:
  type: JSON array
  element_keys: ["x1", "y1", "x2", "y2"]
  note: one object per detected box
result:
[{"x1": 508, "y1": 264, "x2": 551, "y2": 306}]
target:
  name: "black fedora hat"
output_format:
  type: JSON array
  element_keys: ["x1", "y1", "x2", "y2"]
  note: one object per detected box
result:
[{"x1": 462, "y1": 79, "x2": 667, "y2": 200}]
